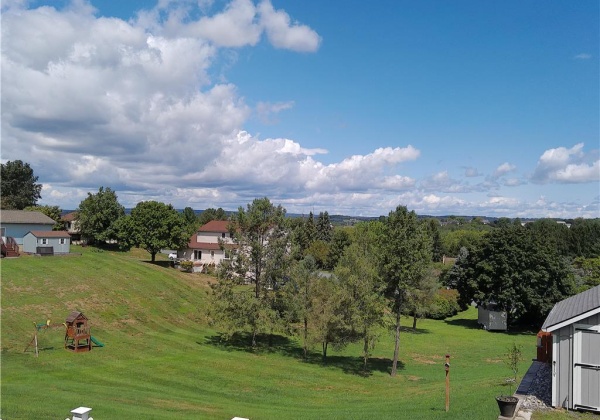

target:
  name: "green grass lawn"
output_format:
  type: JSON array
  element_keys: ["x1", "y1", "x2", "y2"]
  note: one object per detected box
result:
[{"x1": 0, "y1": 246, "x2": 572, "y2": 419}]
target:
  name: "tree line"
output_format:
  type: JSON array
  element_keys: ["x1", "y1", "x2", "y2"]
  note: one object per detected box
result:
[{"x1": 2, "y1": 161, "x2": 599, "y2": 373}]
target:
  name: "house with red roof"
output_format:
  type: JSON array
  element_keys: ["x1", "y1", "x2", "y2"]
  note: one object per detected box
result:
[{"x1": 179, "y1": 220, "x2": 235, "y2": 270}]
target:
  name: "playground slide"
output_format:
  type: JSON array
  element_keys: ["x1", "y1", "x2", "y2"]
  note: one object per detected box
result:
[{"x1": 90, "y1": 336, "x2": 105, "y2": 347}]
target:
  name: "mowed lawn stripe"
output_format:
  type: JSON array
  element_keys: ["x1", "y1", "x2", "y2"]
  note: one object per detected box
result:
[{"x1": 2, "y1": 246, "x2": 537, "y2": 419}]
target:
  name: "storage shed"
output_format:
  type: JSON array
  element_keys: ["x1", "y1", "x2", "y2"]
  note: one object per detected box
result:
[
  {"x1": 477, "y1": 302, "x2": 507, "y2": 331},
  {"x1": 23, "y1": 230, "x2": 71, "y2": 255},
  {"x1": 541, "y1": 284, "x2": 600, "y2": 413}
]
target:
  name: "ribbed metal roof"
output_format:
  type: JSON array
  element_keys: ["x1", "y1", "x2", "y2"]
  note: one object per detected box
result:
[
  {"x1": 541, "y1": 284, "x2": 600, "y2": 331},
  {"x1": 0, "y1": 210, "x2": 56, "y2": 225}
]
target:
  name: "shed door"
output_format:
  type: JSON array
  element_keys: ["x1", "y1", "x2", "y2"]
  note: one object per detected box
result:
[{"x1": 573, "y1": 325, "x2": 600, "y2": 412}]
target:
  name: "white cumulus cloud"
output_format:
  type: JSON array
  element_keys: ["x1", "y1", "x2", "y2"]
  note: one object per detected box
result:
[{"x1": 532, "y1": 143, "x2": 599, "y2": 184}]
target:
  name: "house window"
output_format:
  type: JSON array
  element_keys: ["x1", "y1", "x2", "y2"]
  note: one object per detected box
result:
[
  {"x1": 194, "y1": 250, "x2": 202, "y2": 260},
  {"x1": 60, "y1": 238, "x2": 66, "y2": 245},
  {"x1": 39, "y1": 238, "x2": 48, "y2": 245},
  {"x1": 211, "y1": 250, "x2": 215, "y2": 258},
  {"x1": 224, "y1": 249, "x2": 232, "y2": 260},
  {"x1": 1, "y1": 227, "x2": 5, "y2": 237},
  {"x1": 221, "y1": 232, "x2": 226, "y2": 238}
]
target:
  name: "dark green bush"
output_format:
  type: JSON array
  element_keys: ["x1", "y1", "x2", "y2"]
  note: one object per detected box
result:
[{"x1": 429, "y1": 289, "x2": 460, "y2": 319}]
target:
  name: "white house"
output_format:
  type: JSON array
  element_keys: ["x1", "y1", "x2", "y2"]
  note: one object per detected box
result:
[
  {"x1": 61, "y1": 211, "x2": 82, "y2": 243},
  {"x1": 179, "y1": 220, "x2": 235, "y2": 270}
]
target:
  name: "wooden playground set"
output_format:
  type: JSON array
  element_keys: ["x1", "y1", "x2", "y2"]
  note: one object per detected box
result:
[{"x1": 25, "y1": 311, "x2": 104, "y2": 357}]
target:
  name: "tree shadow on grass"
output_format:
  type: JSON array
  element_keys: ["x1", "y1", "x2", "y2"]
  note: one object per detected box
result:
[
  {"x1": 299, "y1": 354, "x2": 401, "y2": 377},
  {"x1": 443, "y1": 318, "x2": 481, "y2": 329},
  {"x1": 444, "y1": 318, "x2": 536, "y2": 336},
  {"x1": 399, "y1": 326, "x2": 430, "y2": 334},
  {"x1": 142, "y1": 260, "x2": 172, "y2": 268},
  {"x1": 202, "y1": 332, "x2": 401, "y2": 377}
]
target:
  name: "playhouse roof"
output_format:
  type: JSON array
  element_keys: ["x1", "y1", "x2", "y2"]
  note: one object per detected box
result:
[
  {"x1": 65, "y1": 311, "x2": 88, "y2": 323},
  {"x1": 541, "y1": 284, "x2": 600, "y2": 332}
]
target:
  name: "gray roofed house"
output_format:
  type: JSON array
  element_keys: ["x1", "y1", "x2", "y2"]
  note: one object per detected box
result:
[
  {"x1": 541, "y1": 285, "x2": 600, "y2": 413},
  {"x1": 1, "y1": 210, "x2": 56, "y2": 225},
  {"x1": 1, "y1": 210, "x2": 57, "y2": 248},
  {"x1": 23, "y1": 230, "x2": 71, "y2": 254}
]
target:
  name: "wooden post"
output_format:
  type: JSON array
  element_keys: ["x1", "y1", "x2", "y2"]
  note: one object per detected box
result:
[{"x1": 445, "y1": 354, "x2": 450, "y2": 412}]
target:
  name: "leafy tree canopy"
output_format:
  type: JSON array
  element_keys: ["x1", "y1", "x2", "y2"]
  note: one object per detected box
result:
[
  {"x1": 213, "y1": 197, "x2": 291, "y2": 347},
  {"x1": 1, "y1": 160, "x2": 42, "y2": 209},
  {"x1": 450, "y1": 223, "x2": 575, "y2": 327},
  {"x1": 76, "y1": 187, "x2": 125, "y2": 244},
  {"x1": 380, "y1": 206, "x2": 432, "y2": 376},
  {"x1": 197, "y1": 207, "x2": 228, "y2": 226},
  {"x1": 127, "y1": 201, "x2": 190, "y2": 262}
]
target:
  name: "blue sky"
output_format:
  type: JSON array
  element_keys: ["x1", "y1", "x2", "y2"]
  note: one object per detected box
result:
[{"x1": 2, "y1": 0, "x2": 598, "y2": 217}]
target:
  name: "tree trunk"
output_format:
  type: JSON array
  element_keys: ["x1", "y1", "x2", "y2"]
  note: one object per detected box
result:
[
  {"x1": 251, "y1": 328, "x2": 257, "y2": 348},
  {"x1": 303, "y1": 316, "x2": 308, "y2": 359},
  {"x1": 255, "y1": 266, "x2": 260, "y2": 298},
  {"x1": 151, "y1": 252, "x2": 156, "y2": 262},
  {"x1": 412, "y1": 313, "x2": 418, "y2": 330},
  {"x1": 322, "y1": 341, "x2": 328, "y2": 362},
  {"x1": 391, "y1": 307, "x2": 401, "y2": 376},
  {"x1": 363, "y1": 334, "x2": 369, "y2": 371}
]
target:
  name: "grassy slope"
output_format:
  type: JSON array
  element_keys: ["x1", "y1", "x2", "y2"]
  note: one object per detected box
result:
[{"x1": 2, "y1": 246, "x2": 539, "y2": 419}]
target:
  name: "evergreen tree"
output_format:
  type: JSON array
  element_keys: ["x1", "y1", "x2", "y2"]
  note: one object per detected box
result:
[{"x1": 316, "y1": 211, "x2": 333, "y2": 242}]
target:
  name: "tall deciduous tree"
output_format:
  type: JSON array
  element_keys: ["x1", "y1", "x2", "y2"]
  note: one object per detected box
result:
[
  {"x1": 335, "y1": 239, "x2": 385, "y2": 371},
  {"x1": 214, "y1": 197, "x2": 290, "y2": 347},
  {"x1": 380, "y1": 206, "x2": 432, "y2": 376},
  {"x1": 403, "y1": 270, "x2": 439, "y2": 330},
  {"x1": 76, "y1": 187, "x2": 125, "y2": 244},
  {"x1": 1, "y1": 160, "x2": 42, "y2": 209},
  {"x1": 309, "y1": 275, "x2": 354, "y2": 362},
  {"x1": 126, "y1": 201, "x2": 190, "y2": 262},
  {"x1": 282, "y1": 256, "x2": 321, "y2": 358}
]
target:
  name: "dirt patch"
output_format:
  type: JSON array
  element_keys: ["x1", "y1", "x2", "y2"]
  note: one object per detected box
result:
[
  {"x1": 411, "y1": 353, "x2": 442, "y2": 365},
  {"x1": 485, "y1": 358, "x2": 502, "y2": 363},
  {"x1": 407, "y1": 375, "x2": 422, "y2": 381}
]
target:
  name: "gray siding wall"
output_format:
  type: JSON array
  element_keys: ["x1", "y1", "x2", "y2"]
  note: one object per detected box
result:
[
  {"x1": 23, "y1": 234, "x2": 70, "y2": 254},
  {"x1": 554, "y1": 313, "x2": 600, "y2": 411},
  {"x1": 555, "y1": 325, "x2": 573, "y2": 409}
]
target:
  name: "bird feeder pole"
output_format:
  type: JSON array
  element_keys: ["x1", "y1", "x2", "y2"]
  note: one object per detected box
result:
[{"x1": 445, "y1": 354, "x2": 451, "y2": 412}]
